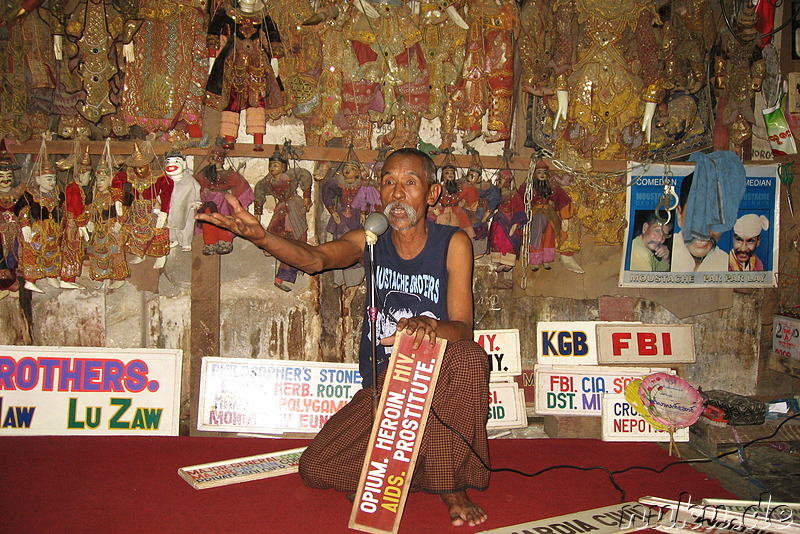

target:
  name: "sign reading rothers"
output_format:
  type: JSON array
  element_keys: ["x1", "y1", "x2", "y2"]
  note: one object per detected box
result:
[{"x1": 0, "y1": 345, "x2": 182, "y2": 436}]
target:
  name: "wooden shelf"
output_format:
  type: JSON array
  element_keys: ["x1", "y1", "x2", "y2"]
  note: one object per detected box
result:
[{"x1": 7, "y1": 140, "x2": 533, "y2": 170}]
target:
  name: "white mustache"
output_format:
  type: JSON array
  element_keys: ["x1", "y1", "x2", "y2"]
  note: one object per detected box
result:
[{"x1": 383, "y1": 201, "x2": 418, "y2": 230}]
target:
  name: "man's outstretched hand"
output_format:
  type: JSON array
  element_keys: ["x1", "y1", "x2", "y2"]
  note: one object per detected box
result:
[{"x1": 195, "y1": 193, "x2": 267, "y2": 243}]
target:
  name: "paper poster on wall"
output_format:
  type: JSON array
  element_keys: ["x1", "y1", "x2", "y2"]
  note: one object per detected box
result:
[
  {"x1": 0, "y1": 345, "x2": 182, "y2": 436},
  {"x1": 620, "y1": 163, "x2": 779, "y2": 288},
  {"x1": 198, "y1": 357, "x2": 361, "y2": 434}
]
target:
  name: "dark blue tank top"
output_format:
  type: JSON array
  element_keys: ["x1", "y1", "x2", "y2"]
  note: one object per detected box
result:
[{"x1": 358, "y1": 222, "x2": 458, "y2": 387}]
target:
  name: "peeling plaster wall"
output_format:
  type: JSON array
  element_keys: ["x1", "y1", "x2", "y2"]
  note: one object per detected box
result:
[{"x1": 0, "y1": 121, "x2": 785, "y2": 421}]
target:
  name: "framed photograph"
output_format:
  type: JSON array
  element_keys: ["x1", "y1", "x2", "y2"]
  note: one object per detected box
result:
[{"x1": 620, "y1": 162, "x2": 779, "y2": 288}]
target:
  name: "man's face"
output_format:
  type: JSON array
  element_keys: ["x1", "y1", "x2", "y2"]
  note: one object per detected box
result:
[
  {"x1": 685, "y1": 231, "x2": 722, "y2": 259},
  {"x1": 641, "y1": 221, "x2": 671, "y2": 252},
  {"x1": 380, "y1": 154, "x2": 439, "y2": 232},
  {"x1": 0, "y1": 170, "x2": 14, "y2": 191},
  {"x1": 534, "y1": 168, "x2": 548, "y2": 181},
  {"x1": 466, "y1": 170, "x2": 481, "y2": 184},
  {"x1": 165, "y1": 157, "x2": 186, "y2": 177},
  {"x1": 269, "y1": 160, "x2": 286, "y2": 176},
  {"x1": 37, "y1": 173, "x2": 56, "y2": 193},
  {"x1": 733, "y1": 232, "x2": 761, "y2": 263}
]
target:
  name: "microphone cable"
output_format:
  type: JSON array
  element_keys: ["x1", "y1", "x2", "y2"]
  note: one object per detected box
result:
[{"x1": 431, "y1": 407, "x2": 800, "y2": 503}]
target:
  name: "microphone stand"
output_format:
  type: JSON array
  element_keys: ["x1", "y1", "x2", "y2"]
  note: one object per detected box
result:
[
  {"x1": 363, "y1": 211, "x2": 388, "y2": 418},
  {"x1": 367, "y1": 239, "x2": 379, "y2": 417}
]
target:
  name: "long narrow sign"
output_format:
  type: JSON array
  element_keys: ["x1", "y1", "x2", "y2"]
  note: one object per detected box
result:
[{"x1": 349, "y1": 332, "x2": 447, "y2": 534}]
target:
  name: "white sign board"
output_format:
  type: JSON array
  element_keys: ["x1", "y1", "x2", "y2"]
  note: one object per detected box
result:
[
  {"x1": 178, "y1": 446, "x2": 306, "y2": 490},
  {"x1": 488, "y1": 382, "x2": 527, "y2": 429},
  {"x1": 475, "y1": 329, "x2": 522, "y2": 379},
  {"x1": 596, "y1": 324, "x2": 695, "y2": 364},
  {"x1": 478, "y1": 501, "x2": 654, "y2": 534},
  {"x1": 601, "y1": 394, "x2": 689, "y2": 442},
  {"x1": 534, "y1": 365, "x2": 675, "y2": 416},
  {"x1": 197, "y1": 357, "x2": 361, "y2": 434},
  {"x1": 536, "y1": 322, "x2": 642, "y2": 366},
  {"x1": 536, "y1": 321, "x2": 601, "y2": 366},
  {"x1": 0, "y1": 345, "x2": 182, "y2": 436}
]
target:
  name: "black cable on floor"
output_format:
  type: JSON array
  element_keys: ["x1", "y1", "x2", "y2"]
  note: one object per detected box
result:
[{"x1": 431, "y1": 407, "x2": 800, "y2": 504}]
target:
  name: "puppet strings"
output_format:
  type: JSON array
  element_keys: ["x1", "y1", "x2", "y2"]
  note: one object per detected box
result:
[{"x1": 430, "y1": 408, "x2": 800, "y2": 503}]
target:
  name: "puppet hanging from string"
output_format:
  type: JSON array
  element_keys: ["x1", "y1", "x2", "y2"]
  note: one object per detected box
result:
[{"x1": 253, "y1": 142, "x2": 312, "y2": 291}]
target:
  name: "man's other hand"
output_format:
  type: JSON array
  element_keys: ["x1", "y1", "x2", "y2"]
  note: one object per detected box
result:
[{"x1": 380, "y1": 316, "x2": 438, "y2": 349}]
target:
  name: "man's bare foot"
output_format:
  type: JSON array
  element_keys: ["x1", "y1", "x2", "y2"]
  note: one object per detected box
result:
[{"x1": 440, "y1": 491, "x2": 487, "y2": 527}]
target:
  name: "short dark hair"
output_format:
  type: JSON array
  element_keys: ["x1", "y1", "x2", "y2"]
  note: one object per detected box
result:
[
  {"x1": 644, "y1": 211, "x2": 672, "y2": 230},
  {"x1": 385, "y1": 148, "x2": 437, "y2": 186}
]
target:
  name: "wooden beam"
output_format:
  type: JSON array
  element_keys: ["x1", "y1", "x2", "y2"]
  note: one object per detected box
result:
[{"x1": 9, "y1": 139, "x2": 530, "y2": 170}]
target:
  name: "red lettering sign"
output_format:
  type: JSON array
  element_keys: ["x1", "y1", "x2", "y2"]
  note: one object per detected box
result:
[{"x1": 349, "y1": 333, "x2": 446, "y2": 534}]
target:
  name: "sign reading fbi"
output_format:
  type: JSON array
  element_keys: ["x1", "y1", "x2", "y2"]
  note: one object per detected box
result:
[{"x1": 596, "y1": 324, "x2": 695, "y2": 364}]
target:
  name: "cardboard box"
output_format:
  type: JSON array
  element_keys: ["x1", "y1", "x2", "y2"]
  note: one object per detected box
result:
[{"x1": 773, "y1": 315, "x2": 800, "y2": 360}]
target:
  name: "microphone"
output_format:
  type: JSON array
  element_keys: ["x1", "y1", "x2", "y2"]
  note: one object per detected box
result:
[{"x1": 363, "y1": 211, "x2": 389, "y2": 245}]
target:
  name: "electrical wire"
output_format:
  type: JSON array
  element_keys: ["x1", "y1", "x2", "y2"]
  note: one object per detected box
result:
[{"x1": 432, "y1": 407, "x2": 800, "y2": 504}]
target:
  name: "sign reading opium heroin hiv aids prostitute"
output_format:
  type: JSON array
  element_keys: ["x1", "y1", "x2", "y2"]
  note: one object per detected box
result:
[
  {"x1": 197, "y1": 358, "x2": 361, "y2": 434},
  {"x1": 0, "y1": 345, "x2": 182, "y2": 436},
  {"x1": 349, "y1": 332, "x2": 446, "y2": 534}
]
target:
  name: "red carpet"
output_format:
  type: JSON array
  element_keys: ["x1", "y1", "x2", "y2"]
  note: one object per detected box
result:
[{"x1": 0, "y1": 436, "x2": 734, "y2": 533}]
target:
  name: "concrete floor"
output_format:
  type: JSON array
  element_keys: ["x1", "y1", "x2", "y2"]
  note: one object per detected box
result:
[{"x1": 680, "y1": 440, "x2": 800, "y2": 503}]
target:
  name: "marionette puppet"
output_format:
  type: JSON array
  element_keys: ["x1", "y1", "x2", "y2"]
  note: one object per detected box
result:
[
  {"x1": 0, "y1": 141, "x2": 24, "y2": 296},
  {"x1": 86, "y1": 154, "x2": 129, "y2": 289},
  {"x1": 467, "y1": 160, "x2": 501, "y2": 258},
  {"x1": 205, "y1": 0, "x2": 286, "y2": 151},
  {"x1": 195, "y1": 146, "x2": 254, "y2": 255},
  {"x1": 54, "y1": 0, "x2": 141, "y2": 138},
  {"x1": 489, "y1": 169, "x2": 527, "y2": 288},
  {"x1": 252, "y1": 146, "x2": 311, "y2": 291},
  {"x1": 429, "y1": 164, "x2": 475, "y2": 239},
  {"x1": 113, "y1": 143, "x2": 173, "y2": 269},
  {"x1": 14, "y1": 157, "x2": 64, "y2": 293},
  {"x1": 441, "y1": 0, "x2": 515, "y2": 148},
  {"x1": 58, "y1": 145, "x2": 92, "y2": 289},
  {"x1": 322, "y1": 159, "x2": 367, "y2": 287},
  {"x1": 164, "y1": 150, "x2": 201, "y2": 252},
  {"x1": 120, "y1": 0, "x2": 207, "y2": 139},
  {"x1": 519, "y1": 160, "x2": 576, "y2": 272}
]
